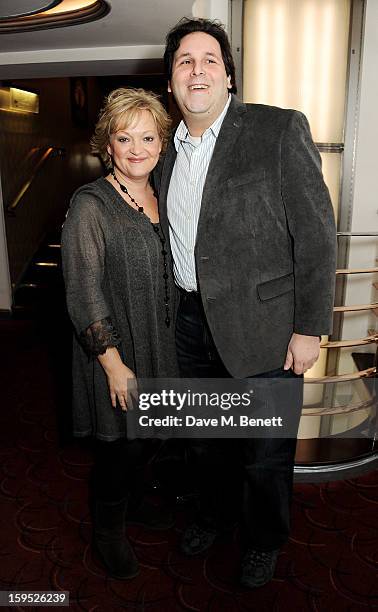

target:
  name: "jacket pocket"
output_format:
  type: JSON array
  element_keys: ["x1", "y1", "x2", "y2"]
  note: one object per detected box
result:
[{"x1": 257, "y1": 272, "x2": 294, "y2": 301}]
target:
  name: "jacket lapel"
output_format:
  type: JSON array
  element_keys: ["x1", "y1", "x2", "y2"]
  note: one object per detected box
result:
[
  {"x1": 158, "y1": 139, "x2": 177, "y2": 242},
  {"x1": 197, "y1": 96, "x2": 248, "y2": 231}
]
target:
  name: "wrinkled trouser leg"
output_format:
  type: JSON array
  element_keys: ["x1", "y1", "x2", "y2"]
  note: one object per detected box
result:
[
  {"x1": 241, "y1": 366, "x2": 303, "y2": 550},
  {"x1": 241, "y1": 436, "x2": 298, "y2": 550},
  {"x1": 176, "y1": 290, "x2": 240, "y2": 529}
]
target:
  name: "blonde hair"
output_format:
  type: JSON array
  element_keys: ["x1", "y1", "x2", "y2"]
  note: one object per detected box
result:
[{"x1": 90, "y1": 87, "x2": 171, "y2": 169}]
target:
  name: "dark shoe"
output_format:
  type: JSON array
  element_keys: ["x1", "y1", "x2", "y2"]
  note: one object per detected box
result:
[
  {"x1": 240, "y1": 548, "x2": 279, "y2": 588},
  {"x1": 94, "y1": 499, "x2": 139, "y2": 580},
  {"x1": 180, "y1": 522, "x2": 217, "y2": 556},
  {"x1": 127, "y1": 499, "x2": 175, "y2": 530}
]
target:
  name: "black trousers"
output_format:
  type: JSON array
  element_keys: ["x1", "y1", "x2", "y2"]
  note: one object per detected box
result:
[
  {"x1": 176, "y1": 290, "x2": 303, "y2": 551},
  {"x1": 91, "y1": 438, "x2": 154, "y2": 507}
]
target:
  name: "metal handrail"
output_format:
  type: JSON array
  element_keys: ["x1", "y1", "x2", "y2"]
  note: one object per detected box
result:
[
  {"x1": 7, "y1": 145, "x2": 64, "y2": 214},
  {"x1": 334, "y1": 303, "x2": 378, "y2": 312},
  {"x1": 320, "y1": 334, "x2": 378, "y2": 349},
  {"x1": 302, "y1": 396, "x2": 375, "y2": 416},
  {"x1": 337, "y1": 232, "x2": 378, "y2": 236},
  {"x1": 304, "y1": 366, "x2": 376, "y2": 383},
  {"x1": 336, "y1": 267, "x2": 378, "y2": 274},
  {"x1": 330, "y1": 232, "x2": 378, "y2": 372}
]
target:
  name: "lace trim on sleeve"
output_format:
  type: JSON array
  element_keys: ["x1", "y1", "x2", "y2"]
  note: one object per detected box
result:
[{"x1": 79, "y1": 316, "x2": 121, "y2": 357}]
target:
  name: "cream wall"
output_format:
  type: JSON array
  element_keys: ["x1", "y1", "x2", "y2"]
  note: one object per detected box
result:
[
  {"x1": 193, "y1": 0, "x2": 229, "y2": 29},
  {"x1": 339, "y1": 0, "x2": 378, "y2": 371}
]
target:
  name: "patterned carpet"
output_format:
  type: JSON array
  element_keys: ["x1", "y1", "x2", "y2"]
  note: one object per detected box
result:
[{"x1": 0, "y1": 319, "x2": 377, "y2": 611}]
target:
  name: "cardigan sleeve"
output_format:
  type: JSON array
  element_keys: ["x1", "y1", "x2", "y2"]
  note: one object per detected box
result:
[
  {"x1": 61, "y1": 191, "x2": 121, "y2": 356},
  {"x1": 281, "y1": 111, "x2": 337, "y2": 336},
  {"x1": 79, "y1": 316, "x2": 121, "y2": 356}
]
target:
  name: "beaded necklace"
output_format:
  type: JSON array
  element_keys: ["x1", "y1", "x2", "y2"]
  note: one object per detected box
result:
[{"x1": 111, "y1": 169, "x2": 170, "y2": 327}]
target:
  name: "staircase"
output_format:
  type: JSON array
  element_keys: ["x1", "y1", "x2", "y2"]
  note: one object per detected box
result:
[{"x1": 12, "y1": 230, "x2": 65, "y2": 317}]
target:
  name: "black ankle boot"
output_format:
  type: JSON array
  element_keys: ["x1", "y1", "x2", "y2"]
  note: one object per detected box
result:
[{"x1": 93, "y1": 498, "x2": 139, "y2": 579}]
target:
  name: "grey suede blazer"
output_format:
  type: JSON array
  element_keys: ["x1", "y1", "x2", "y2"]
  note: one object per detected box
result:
[{"x1": 157, "y1": 95, "x2": 337, "y2": 378}]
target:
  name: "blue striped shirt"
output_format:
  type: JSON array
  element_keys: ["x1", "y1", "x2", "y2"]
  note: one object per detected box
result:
[{"x1": 167, "y1": 95, "x2": 231, "y2": 291}]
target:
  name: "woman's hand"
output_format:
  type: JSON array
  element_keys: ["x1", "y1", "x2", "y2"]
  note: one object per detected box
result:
[{"x1": 97, "y1": 347, "x2": 136, "y2": 411}]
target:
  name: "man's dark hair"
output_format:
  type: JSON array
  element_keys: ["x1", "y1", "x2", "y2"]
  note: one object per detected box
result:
[{"x1": 164, "y1": 17, "x2": 237, "y2": 94}]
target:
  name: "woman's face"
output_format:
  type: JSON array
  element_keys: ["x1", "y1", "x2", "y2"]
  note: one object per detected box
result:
[{"x1": 107, "y1": 109, "x2": 162, "y2": 181}]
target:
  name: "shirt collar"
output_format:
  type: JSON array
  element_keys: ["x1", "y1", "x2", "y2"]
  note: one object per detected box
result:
[{"x1": 174, "y1": 94, "x2": 232, "y2": 151}]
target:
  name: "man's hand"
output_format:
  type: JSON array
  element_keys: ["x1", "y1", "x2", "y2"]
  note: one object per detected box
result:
[{"x1": 284, "y1": 333, "x2": 320, "y2": 375}]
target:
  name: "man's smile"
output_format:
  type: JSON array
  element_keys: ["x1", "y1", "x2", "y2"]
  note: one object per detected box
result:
[{"x1": 188, "y1": 84, "x2": 209, "y2": 91}]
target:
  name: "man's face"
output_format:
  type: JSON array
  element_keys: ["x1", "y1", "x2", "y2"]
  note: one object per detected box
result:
[{"x1": 168, "y1": 31, "x2": 232, "y2": 126}]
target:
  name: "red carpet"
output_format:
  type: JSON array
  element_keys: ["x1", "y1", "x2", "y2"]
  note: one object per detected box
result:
[{"x1": 0, "y1": 319, "x2": 377, "y2": 611}]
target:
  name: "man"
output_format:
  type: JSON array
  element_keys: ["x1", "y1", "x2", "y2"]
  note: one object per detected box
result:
[{"x1": 158, "y1": 18, "x2": 336, "y2": 588}]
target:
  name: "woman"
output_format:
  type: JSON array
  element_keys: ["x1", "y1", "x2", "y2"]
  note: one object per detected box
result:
[{"x1": 61, "y1": 88, "x2": 177, "y2": 580}]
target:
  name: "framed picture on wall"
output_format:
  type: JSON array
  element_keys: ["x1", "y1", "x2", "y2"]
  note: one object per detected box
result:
[{"x1": 70, "y1": 77, "x2": 88, "y2": 128}]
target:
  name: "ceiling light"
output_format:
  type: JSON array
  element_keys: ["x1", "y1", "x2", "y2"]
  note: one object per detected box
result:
[
  {"x1": 0, "y1": 1, "x2": 62, "y2": 20},
  {"x1": 0, "y1": 0, "x2": 109, "y2": 34}
]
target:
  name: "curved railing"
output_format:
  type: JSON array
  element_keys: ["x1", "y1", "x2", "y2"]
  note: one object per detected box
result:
[{"x1": 295, "y1": 232, "x2": 378, "y2": 479}]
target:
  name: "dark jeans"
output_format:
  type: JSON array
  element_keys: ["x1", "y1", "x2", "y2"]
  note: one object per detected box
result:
[{"x1": 176, "y1": 290, "x2": 303, "y2": 551}]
